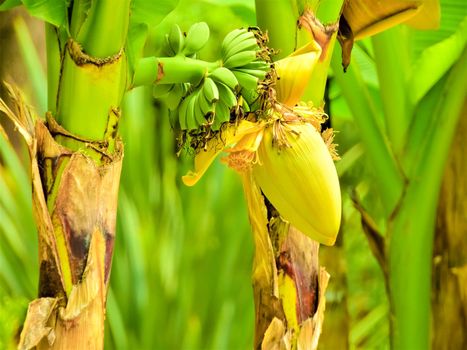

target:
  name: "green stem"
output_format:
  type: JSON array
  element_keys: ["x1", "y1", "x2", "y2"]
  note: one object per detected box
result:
[
  {"x1": 331, "y1": 44, "x2": 404, "y2": 214},
  {"x1": 371, "y1": 27, "x2": 411, "y2": 156},
  {"x1": 389, "y1": 47, "x2": 467, "y2": 350},
  {"x1": 133, "y1": 56, "x2": 219, "y2": 88},
  {"x1": 54, "y1": 0, "x2": 130, "y2": 144},
  {"x1": 45, "y1": 23, "x2": 61, "y2": 114},
  {"x1": 301, "y1": 0, "x2": 345, "y2": 105},
  {"x1": 255, "y1": 0, "x2": 298, "y2": 59},
  {"x1": 73, "y1": 0, "x2": 131, "y2": 57},
  {"x1": 314, "y1": 0, "x2": 343, "y2": 23}
]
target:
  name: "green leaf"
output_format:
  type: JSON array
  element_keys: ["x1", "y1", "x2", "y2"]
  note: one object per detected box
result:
[
  {"x1": 21, "y1": 0, "x2": 68, "y2": 27},
  {"x1": 0, "y1": 0, "x2": 21, "y2": 10},
  {"x1": 411, "y1": 0, "x2": 466, "y2": 57},
  {"x1": 229, "y1": 4, "x2": 256, "y2": 24},
  {"x1": 408, "y1": 16, "x2": 467, "y2": 104},
  {"x1": 131, "y1": 0, "x2": 180, "y2": 27},
  {"x1": 202, "y1": 0, "x2": 254, "y2": 9}
]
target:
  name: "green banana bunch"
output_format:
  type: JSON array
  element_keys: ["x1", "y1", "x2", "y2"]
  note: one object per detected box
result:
[
  {"x1": 177, "y1": 74, "x2": 242, "y2": 132},
  {"x1": 177, "y1": 77, "x2": 218, "y2": 131},
  {"x1": 222, "y1": 28, "x2": 259, "y2": 68},
  {"x1": 221, "y1": 28, "x2": 271, "y2": 96},
  {"x1": 159, "y1": 25, "x2": 273, "y2": 134}
]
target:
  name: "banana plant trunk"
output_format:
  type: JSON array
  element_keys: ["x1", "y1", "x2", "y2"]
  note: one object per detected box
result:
[
  {"x1": 432, "y1": 102, "x2": 467, "y2": 350},
  {"x1": 0, "y1": 1, "x2": 131, "y2": 348},
  {"x1": 252, "y1": 1, "x2": 345, "y2": 348},
  {"x1": 242, "y1": 172, "x2": 328, "y2": 349}
]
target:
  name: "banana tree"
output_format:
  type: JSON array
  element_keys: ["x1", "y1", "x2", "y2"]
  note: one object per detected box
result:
[{"x1": 0, "y1": 0, "x2": 341, "y2": 348}]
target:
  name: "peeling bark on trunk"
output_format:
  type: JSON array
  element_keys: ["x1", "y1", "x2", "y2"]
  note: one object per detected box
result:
[
  {"x1": 242, "y1": 172, "x2": 330, "y2": 350},
  {"x1": 0, "y1": 86, "x2": 122, "y2": 349},
  {"x1": 432, "y1": 104, "x2": 467, "y2": 350},
  {"x1": 319, "y1": 236, "x2": 349, "y2": 350}
]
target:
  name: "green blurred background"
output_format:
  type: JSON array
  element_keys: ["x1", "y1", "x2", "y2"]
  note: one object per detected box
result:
[{"x1": 0, "y1": 0, "x2": 465, "y2": 349}]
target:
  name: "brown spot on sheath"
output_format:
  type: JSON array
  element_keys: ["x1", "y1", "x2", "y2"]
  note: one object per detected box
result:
[
  {"x1": 67, "y1": 39, "x2": 122, "y2": 67},
  {"x1": 156, "y1": 61, "x2": 164, "y2": 82},
  {"x1": 277, "y1": 226, "x2": 320, "y2": 323},
  {"x1": 42, "y1": 124, "x2": 122, "y2": 285},
  {"x1": 104, "y1": 232, "x2": 115, "y2": 284}
]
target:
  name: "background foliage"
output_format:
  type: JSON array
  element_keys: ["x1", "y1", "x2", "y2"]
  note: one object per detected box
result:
[{"x1": 0, "y1": 0, "x2": 465, "y2": 349}]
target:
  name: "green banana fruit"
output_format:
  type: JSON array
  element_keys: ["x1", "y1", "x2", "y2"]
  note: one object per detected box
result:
[
  {"x1": 236, "y1": 67, "x2": 267, "y2": 80},
  {"x1": 232, "y1": 70, "x2": 259, "y2": 91},
  {"x1": 185, "y1": 93, "x2": 199, "y2": 130},
  {"x1": 213, "y1": 99, "x2": 233, "y2": 131},
  {"x1": 223, "y1": 31, "x2": 256, "y2": 58},
  {"x1": 203, "y1": 77, "x2": 219, "y2": 103},
  {"x1": 168, "y1": 24, "x2": 185, "y2": 55},
  {"x1": 178, "y1": 95, "x2": 191, "y2": 130},
  {"x1": 209, "y1": 67, "x2": 239, "y2": 90},
  {"x1": 194, "y1": 90, "x2": 209, "y2": 126},
  {"x1": 223, "y1": 50, "x2": 257, "y2": 69},
  {"x1": 217, "y1": 82, "x2": 237, "y2": 108},
  {"x1": 224, "y1": 37, "x2": 258, "y2": 60},
  {"x1": 242, "y1": 97, "x2": 251, "y2": 112},
  {"x1": 199, "y1": 90, "x2": 215, "y2": 117},
  {"x1": 243, "y1": 60, "x2": 271, "y2": 71},
  {"x1": 164, "y1": 34, "x2": 176, "y2": 56},
  {"x1": 166, "y1": 83, "x2": 186, "y2": 110},
  {"x1": 221, "y1": 28, "x2": 248, "y2": 57},
  {"x1": 184, "y1": 22, "x2": 210, "y2": 56}
]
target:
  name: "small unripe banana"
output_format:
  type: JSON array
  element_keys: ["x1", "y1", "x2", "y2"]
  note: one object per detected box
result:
[
  {"x1": 236, "y1": 67, "x2": 267, "y2": 80},
  {"x1": 232, "y1": 70, "x2": 259, "y2": 91},
  {"x1": 168, "y1": 24, "x2": 185, "y2": 55},
  {"x1": 217, "y1": 82, "x2": 237, "y2": 108},
  {"x1": 221, "y1": 28, "x2": 248, "y2": 57},
  {"x1": 185, "y1": 93, "x2": 199, "y2": 130},
  {"x1": 224, "y1": 37, "x2": 258, "y2": 60},
  {"x1": 183, "y1": 22, "x2": 210, "y2": 56},
  {"x1": 178, "y1": 95, "x2": 190, "y2": 130},
  {"x1": 203, "y1": 77, "x2": 220, "y2": 103},
  {"x1": 209, "y1": 67, "x2": 239, "y2": 90},
  {"x1": 223, "y1": 50, "x2": 257, "y2": 69}
]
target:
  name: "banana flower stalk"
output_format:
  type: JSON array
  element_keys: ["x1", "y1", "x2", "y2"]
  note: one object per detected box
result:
[{"x1": 183, "y1": 35, "x2": 341, "y2": 348}]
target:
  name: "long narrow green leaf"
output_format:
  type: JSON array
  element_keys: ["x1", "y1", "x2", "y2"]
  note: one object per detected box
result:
[
  {"x1": 408, "y1": 16, "x2": 467, "y2": 105},
  {"x1": 13, "y1": 16, "x2": 47, "y2": 115},
  {"x1": 390, "y1": 47, "x2": 466, "y2": 350},
  {"x1": 372, "y1": 26, "x2": 411, "y2": 155},
  {"x1": 331, "y1": 45, "x2": 404, "y2": 214},
  {"x1": 21, "y1": 0, "x2": 68, "y2": 27}
]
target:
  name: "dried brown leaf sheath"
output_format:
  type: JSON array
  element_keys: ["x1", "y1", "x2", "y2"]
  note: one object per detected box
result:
[
  {"x1": 1, "y1": 84, "x2": 122, "y2": 349},
  {"x1": 242, "y1": 172, "x2": 330, "y2": 350}
]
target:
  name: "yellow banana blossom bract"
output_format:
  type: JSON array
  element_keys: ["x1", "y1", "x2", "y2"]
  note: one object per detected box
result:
[
  {"x1": 274, "y1": 41, "x2": 321, "y2": 107},
  {"x1": 253, "y1": 119, "x2": 341, "y2": 246}
]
